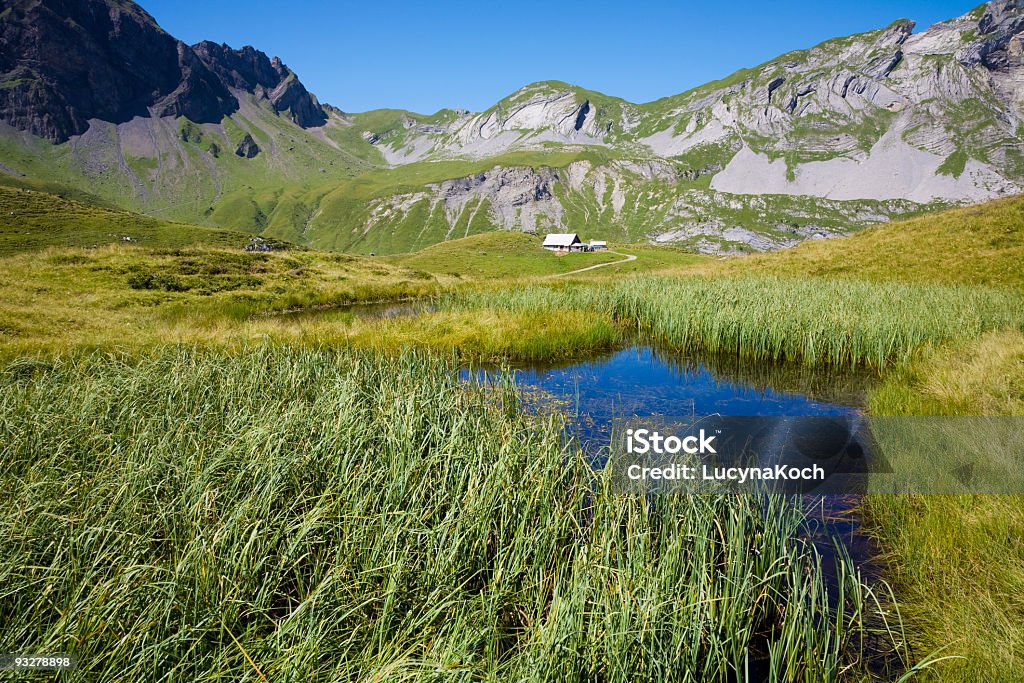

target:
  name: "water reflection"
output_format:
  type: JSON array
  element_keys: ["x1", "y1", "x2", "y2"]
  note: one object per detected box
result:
[
  {"x1": 463, "y1": 345, "x2": 882, "y2": 581},
  {"x1": 464, "y1": 346, "x2": 872, "y2": 452}
]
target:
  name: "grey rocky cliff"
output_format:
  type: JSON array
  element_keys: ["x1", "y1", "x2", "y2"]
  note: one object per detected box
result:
[
  {"x1": 0, "y1": 0, "x2": 236, "y2": 142},
  {"x1": 371, "y1": 83, "x2": 618, "y2": 164},
  {"x1": 362, "y1": 166, "x2": 566, "y2": 238},
  {"x1": 191, "y1": 42, "x2": 327, "y2": 128},
  {"x1": 432, "y1": 166, "x2": 564, "y2": 233},
  {"x1": 641, "y1": 4, "x2": 1024, "y2": 204},
  {"x1": 0, "y1": 0, "x2": 327, "y2": 143}
]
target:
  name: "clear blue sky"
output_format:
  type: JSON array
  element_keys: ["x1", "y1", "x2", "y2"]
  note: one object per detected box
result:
[{"x1": 142, "y1": 0, "x2": 981, "y2": 114}]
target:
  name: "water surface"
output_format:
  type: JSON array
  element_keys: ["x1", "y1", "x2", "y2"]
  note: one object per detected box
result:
[
  {"x1": 465, "y1": 345, "x2": 873, "y2": 450},
  {"x1": 465, "y1": 345, "x2": 881, "y2": 581}
]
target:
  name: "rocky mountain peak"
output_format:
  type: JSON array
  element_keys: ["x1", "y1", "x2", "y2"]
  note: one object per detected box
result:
[
  {"x1": 191, "y1": 41, "x2": 327, "y2": 128},
  {"x1": 981, "y1": 0, "x2": 1023, "y2": 33},
  {"x1": 0, "y1": 0, "x2": 327, "y2": 142},
  {"x1": 0, "y1": 0, "x2": 238, "y2": 142},
  {"x1": 879, "y1": 19, "x2": 916, "y2": 47}
]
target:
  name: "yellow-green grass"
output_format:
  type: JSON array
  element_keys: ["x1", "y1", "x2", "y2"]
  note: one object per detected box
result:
[
  {"x1": 0, "y1": 196, "x2": 704, "y2": 359},
  {"x1": 0, "y1": 245, "x2": 451, "y2": 357},
  {"x1": 864, "y1": 331, "x2": 1024, "y2": 681},
  {"x1": 444, "y1": 275, "x2": 1024, "y2": 369},
  {"x1": 0, "y1": 243, "x2": 627, "y2": 364},
  {"x1": 0, "y1": 186, "x2": 280, "y2": 256},
  {"x1": 701, "y1": 194, "x2": 1024, "y2": 288},
  {"x1": 344, "y1": 308, "x2": 623, "y2": 362}
]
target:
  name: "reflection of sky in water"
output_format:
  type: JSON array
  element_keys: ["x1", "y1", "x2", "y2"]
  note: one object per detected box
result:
[
  {"x1": 466, "y1": 347, "x2": 860, "y2": 451},
  {"x1": 521, "y1": 347, "x2": 855, "y2": 416},
  {"x1": 466, "y1": 347, "x2": 878, "y2": 584}
]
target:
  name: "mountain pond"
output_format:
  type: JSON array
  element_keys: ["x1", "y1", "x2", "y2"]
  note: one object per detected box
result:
[{"x1": 286, "y1": 301, "x2": 884, "y2": 583}]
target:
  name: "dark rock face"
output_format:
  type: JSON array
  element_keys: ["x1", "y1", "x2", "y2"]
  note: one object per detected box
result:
[
  {"x1": 0, "y1": 0, "x2": 235, "y2": 142},
  {"x1": 191, "y1": 42, "x2": 327, "y2": 128},
  {"x1": 572, "y1": 101, "x2": 590, "y2": 131},
  {"x1": 234, "y1": 133, "x2": 260, "y2": 159},
  {"x1": 973, "y1": 0, "x2": 1024, "y2": 71},
  {"x1": 0, "y1": 0, "x2": 326, "y2": 143}
]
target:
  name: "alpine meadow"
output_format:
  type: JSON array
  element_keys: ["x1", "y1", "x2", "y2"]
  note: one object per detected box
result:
[{"x1": 2, "y1": 1, "x2": 1024, "y2": 681}]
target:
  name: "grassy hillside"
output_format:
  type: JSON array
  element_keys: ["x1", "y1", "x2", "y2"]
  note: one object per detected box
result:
[
  {"x1": 3, "y1": 178, "x2": 1024, "y2": 679},
  {"x1": 712, "y1": 194, "x2": 1024, "y2": 288},
  {"x1": 0, "y1": 187, "x2": 709, "y2": 355},
  {"x1": 0, "y1": 171, "x2": 121, "y2": 208},
  {"x1": 387, "y1": 231, "x2": 619, "y2": 278},
  {"x1": 864, "y1": 328, "x2": 1024, "y2": 682},
  {"x1": 387, "y1": 232, "x2": 709, "y2": 280},
  {"x1": 286, "y1": 152, "x2": 922, "y2": 255},
  {"x1": 0, "y1": 102, "x2": 370, "y2": 228},
  {"x1": 2, "y1": 112, "x2": 925, "y2": 256},
  {"x1": 290, "y1": 149, "x2": 623, "y2": 254},
  {"x1": 0, "y1": 186, "x2": 283, "y2": 256}
]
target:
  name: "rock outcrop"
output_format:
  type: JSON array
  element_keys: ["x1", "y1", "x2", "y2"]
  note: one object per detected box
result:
[
  {"x1": 431, "y1": 166, "x2": 564, "y2": 233},
  {"x1": 362, "y1": 166, "x2": 566, "y2": 238},
  {"x1": 191, "y1": 42, "x2": 327, "y2": 128},
  {"x1": 234, "y1": 133, "x2": 260, "y2": 159},
  {"x1": 369, "y1": 82, "x2": 619, "y2": 163},
  {"x1": 0, "y1": 0, "x2": 326, "y2": 143}
]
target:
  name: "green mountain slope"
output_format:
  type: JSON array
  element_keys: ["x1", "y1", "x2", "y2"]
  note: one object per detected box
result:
[
  {"x1": 0, "y1": 185, "x2": 284, "y2": 256},
  {"x1": 1, "y1": 0, "x2": 1023, "y2": 255},
  {"x1": 716, "y1": 193, "x2": 1024, "y2": 288}
]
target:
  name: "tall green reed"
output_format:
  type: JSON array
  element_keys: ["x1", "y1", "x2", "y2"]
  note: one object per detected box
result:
[
  {"x1": 446, "y1": 275, "x2": 1024, "y2": 368},
  {"x1": 1, "y1": 347, "x2": 912, "y2": 681}
]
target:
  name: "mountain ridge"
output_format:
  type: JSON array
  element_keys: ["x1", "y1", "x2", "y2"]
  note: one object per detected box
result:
[
  {"x1": 1, "y1": 0, "x2": 1022, "y2": 255},
  {"x1": 0, "y1": 0, "x2": 328, "y2": 142}
]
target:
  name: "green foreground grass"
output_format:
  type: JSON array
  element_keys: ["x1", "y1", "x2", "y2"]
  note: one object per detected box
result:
[
  {"x1": 445, "y1": 276, "x2": 1024, "y2": 369},
  {"x1": 3, "y1": 188, "x2": 1024, "y2": 680},
  {"x1": 0, "y1": 347, "x2": 907, "y2": 682},
  {"x1": 863, "y1": 331, "x2": 1024, "y2": 681}
]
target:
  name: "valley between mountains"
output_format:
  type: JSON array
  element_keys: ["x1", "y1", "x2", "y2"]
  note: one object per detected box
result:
[
  {"x1": 2, "y1": 0, "x2": 1024, "y2": 254},
  {"x1": 3, "y1": 2, "x2": 1024, "y2": 681}
]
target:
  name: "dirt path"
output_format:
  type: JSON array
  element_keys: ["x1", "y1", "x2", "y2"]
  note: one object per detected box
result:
[{"x1": 549, "y1": 251, "x2": 637, "y2": 278}]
